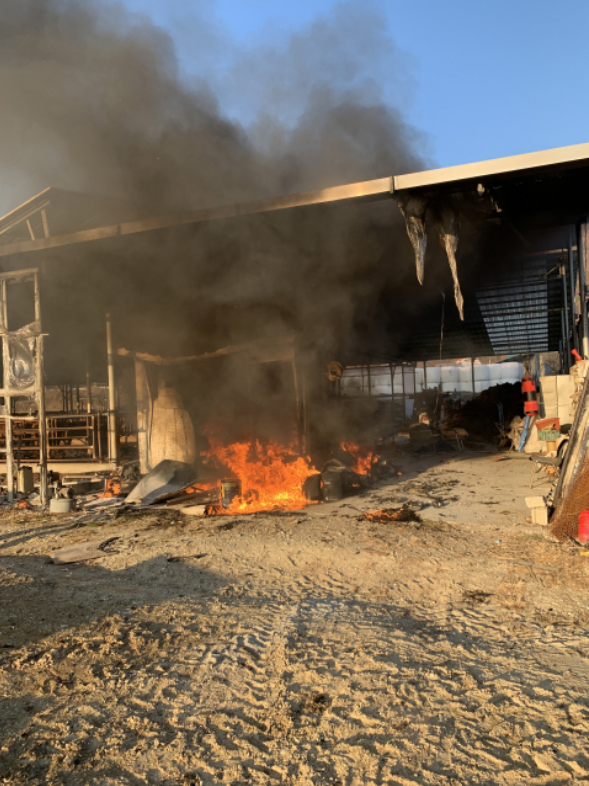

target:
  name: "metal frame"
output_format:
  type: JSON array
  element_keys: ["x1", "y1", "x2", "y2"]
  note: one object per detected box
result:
[
  {"x1": 106, "y1": 313, "x2": 119, "y2": 463},
  {"x1": 578, "y1": 220, "x2": 589, "y2": 358},
  {"x1": 1, "y1": 413, "x2": 107, "y2": 462},
  {"x1": 0, "y1": 268, "x2": 47, "y2": 503}
]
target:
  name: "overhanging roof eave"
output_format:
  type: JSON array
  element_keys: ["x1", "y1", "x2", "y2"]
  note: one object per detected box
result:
[{"x1": 393, "y1": 141, "x2": 589, "y2": 193}]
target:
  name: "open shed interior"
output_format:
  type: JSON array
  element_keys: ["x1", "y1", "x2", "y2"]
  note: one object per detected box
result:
[{"x1": 0, "y1": 143, "x2": 587, "y2": 529}]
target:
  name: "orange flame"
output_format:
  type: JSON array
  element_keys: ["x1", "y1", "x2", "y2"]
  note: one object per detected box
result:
[
  {"x1": 340, "y1": 441, "x2": 374, "y2": 476},
  {"x1": 203, "y1": 440, "x2": 317, "y2": 513}
]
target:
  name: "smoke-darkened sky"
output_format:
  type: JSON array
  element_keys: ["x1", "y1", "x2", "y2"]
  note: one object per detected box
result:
[
  {"x1": 0, "y1": 0, "x2": 426, "y2": 215},
  {"x1": 0, "y1": 0, "x2": 450, "y2": 379},
  {"x1": 122, "y1": 0, "x2": 589, "y2": 169},
  {"x1": 0, "y1": 0, "x2": 510, "y2": 386}
]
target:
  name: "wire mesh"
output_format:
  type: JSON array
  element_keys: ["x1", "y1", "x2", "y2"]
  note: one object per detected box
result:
[{"x1": 549, "y1": 454, "x2": 589, "y2": 540}]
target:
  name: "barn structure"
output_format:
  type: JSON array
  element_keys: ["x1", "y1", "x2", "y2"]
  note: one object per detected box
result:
[{"x1": 0, "y1": 142, "x2": 588, "y2": 507}]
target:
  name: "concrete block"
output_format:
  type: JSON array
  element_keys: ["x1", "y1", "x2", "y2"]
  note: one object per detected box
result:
[
  {"x1": 525, "y1": 496, "x2": 546, "y2": 509},
  {"x1": 180, "y1": 504, "x2": 207, "y2": 517},
  {"x1": 531, "y1": 506, "x2": 549, "y2": 526}
]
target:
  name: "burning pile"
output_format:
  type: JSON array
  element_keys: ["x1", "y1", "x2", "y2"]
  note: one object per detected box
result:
[
  {"x1": 362, "y1": 507, "x2": 421, "y2": 524},
  {"x1": 193, "y1": 437, "x2": 399, "y2": 515},
  {"x1": 340, "y1": 441, "x2": 375, "y2": 475},
  {"x1": 203, "y1": 440, "x2": 317, "y2": 513}
]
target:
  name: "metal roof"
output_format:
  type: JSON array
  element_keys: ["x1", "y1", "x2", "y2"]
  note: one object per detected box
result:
[
  {"x1": 393, "y1": 141, "x2": 589, "y2": 192},
  {"x1": 2, "y1": 141, "x2": 589, "y2": 258},
  {"x1": 1, "y1": 143, "x2": 586, "y2": 364}
]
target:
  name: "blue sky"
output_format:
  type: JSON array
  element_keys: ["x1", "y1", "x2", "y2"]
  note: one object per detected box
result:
[{"x1": 118, "y1": 0, "x2": 589, "y2": 171}]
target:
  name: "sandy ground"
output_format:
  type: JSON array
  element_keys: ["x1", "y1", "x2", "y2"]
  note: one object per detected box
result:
[{"x1": 1, "y1": 449, "x2": 589, "y2": 785}]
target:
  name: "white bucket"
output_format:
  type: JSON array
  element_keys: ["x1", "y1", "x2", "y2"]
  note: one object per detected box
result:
[{"x1": 50, "y1": 498, "x2": 73, "y2": 514}]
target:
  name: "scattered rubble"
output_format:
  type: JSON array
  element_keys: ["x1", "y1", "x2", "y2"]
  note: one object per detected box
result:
[
  {"x1": 447, "y1": 382, "x2": 523, "y2": 444},
  {"x1": 48, "y1": 537, "x2": 119, "y2": 564},
  {"x1": 125, "y1": 459, "x2": 198, "y2": 506}
]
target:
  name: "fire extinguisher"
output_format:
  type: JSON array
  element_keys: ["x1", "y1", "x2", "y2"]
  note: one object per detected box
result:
[{"x1": 522, "y1": 375, "x2": 539, "y2": 416}]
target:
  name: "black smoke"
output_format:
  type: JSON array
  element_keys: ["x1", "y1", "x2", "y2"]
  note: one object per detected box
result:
[{"x1": 0, "y1": 0, "x2": 462, "y2": 388}]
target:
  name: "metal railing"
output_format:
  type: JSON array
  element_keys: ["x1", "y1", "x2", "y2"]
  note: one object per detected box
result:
[{"x1": 0, "y1": 413, "x2": 108, "y2": 462}]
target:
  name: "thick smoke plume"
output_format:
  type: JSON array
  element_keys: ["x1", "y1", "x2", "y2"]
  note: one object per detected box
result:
[
  {"x1": 0, "y1": 0, "x2": 456, "y2": 383},
  {"x1": 0, "y1": 0, "x2": 424, "y2": 212}
]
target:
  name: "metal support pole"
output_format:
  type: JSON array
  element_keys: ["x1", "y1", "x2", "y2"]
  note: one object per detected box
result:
[
  {"x1": 300, "y1": 356, "x2": 308, "y2": 457},
  {"x1": 34, "y1": 273, "x2": 48, "y2": 507},
  {"x1": 366, "y1": 364, "x2": 371, "y2": 397},
  {"x1": 2, "y1": 281, "x2": 13, "y2": 502},
  {"x1": 86, "y1": 369, "x2": 92, "y2": 413},
  {"x1": 134, "y1": 359, "x2": 150, "y2": 474},
  {"x1": 389, "y1": 363, "x2": 395, "y2": 422},
  {"x1": 423, "y1": 360, "x2": 428, "y2": 391},
  {"x1": 470, "y1": 357, "x2": 475, "y2": 397},
  {"x1": 577, "y1": 221, "x2": 589, "y2": 359},
  {"x1": 291, "y1": 359, "x2": 302, "y2": 454},
  {"x1": 569, "y1": 231, "x2": 578, "y2": 354},
  {"x1": 562, "y1": 263, "x2": 571, "y2": 366},
  {"x1": 106, "y1": 313, "x2": 119, "y2": 464}
]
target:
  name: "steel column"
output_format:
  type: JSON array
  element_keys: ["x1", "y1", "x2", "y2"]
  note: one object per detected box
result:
[
  {"x1": 562, "y1": 262, "x2": 571, "y2": 365},
  {"x1": 578, "y1": 221, "x2": 589, "y2": 358},
  {"x1": 106, "y1": 313, "x2": 119, "y2": 463},
  {"x1": 569, "y1": 231, "x2": 578, "y2": 353},
  {"x1": 1, "y1": 281, "x2": 13, "y2": 501},
  {"x1": 34, "y1": 273, "x2": 48, "y2": 507},
  {"x1": 471, "y1": 357, "x2": 475, "y2": 396},
  {"x1": 86, "y1": 367, "x2": 92, "y2": 413}
]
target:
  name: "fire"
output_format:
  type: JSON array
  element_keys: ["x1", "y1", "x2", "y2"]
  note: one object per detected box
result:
[
  {"x1": 340, "y1": 441, "x2": 374, "y2": 475},
  {"x1": 362, "y1": 507, "x2": 421, "y2": 523},
  {"x1": 203, "y1": 439, "x2": 317, "y2": 513}
]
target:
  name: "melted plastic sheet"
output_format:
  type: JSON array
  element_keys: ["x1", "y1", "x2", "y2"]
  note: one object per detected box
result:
[
  {"x1": 397, "y1": 193, "x2": 464, "y2": 320},
  {"x1": 397, "y1": 193, "x2": 428, "y2": 285},
  {"x1": 433, "y1": 200, "x2": 464, "y2": 321},
  {"x1": 2, "y1": 322, "x2": 38, "y2": 391}
]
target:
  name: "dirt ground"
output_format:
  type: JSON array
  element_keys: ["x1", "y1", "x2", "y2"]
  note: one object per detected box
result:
[{"x1": 1, "y1": 449, "x2": 589, "y2": 785}]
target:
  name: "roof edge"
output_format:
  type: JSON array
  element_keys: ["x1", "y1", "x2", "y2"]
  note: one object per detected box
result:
[{"x1": 393, "y1": 141, "x2": 589, "y2": 191}]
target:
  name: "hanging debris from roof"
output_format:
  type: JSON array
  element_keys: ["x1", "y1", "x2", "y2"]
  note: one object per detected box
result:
[
  {"x1": 433, "y1": 199, "x2": 464, "y2": 321},
  {"x1": 397, "y1": 193, "x2": 428, "y2": 285},
  {"x1": 396, "y1": 193, "x2": 465, "y2": 321}
]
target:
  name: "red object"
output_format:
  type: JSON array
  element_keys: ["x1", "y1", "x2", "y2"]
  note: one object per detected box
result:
[
  {"x1": 99, "y1": 469, "x2": 122, "y2": 498},
  {"x1": 572, "y1": 349, "x2": 582, "y2": 362},
  {"x1": 522, "y1": 375, "x2": 539, "y2": 416},
  {"x1": 579, "y1": 511, "x2": 589, "y2": 543},
  {"x1": 536, "y1": 417, "x2": 560, "y2": 432}
]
